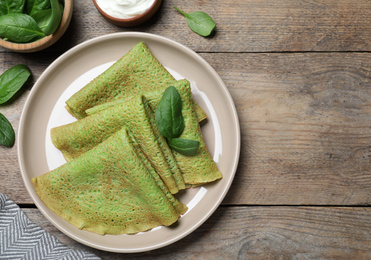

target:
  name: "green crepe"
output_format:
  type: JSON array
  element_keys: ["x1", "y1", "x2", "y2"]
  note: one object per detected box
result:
[
  {"x1": 152, "y1": 80, "x2": 223, "y2": 185},
  {"x1": 65, "y1": 41, "x2": 207, "y2": 122},
  {"x1": 52, "y1": 94, "x2": 185, "y2": 194},
  {"x1": 87, "y1": 79, "x2": 223, "y2": 185},
  {"x1": 32, "y1": 127, "x2": 187, "y2": 235},
  {"x1": 128, "y1": 129, "x2": 188, "y2": 216}
]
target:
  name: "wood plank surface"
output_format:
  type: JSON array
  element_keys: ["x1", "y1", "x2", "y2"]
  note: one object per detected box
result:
[
  {"x1": 1, "y1": 52, "x2": 370, "y2": 205},
  {"x1": 0, "y1": 0, "x2": 370, "y2": 258},
  {"x1": 216, "y1": 52, "x2": 371, "y2": 205},
  {"x1": 71, "y1": 0, "x2": 371, "y2": 52},
  {"x1": 23, "y1": 207, "x2": 371, "y2": 259},
  {"x1": 0, "y1": 0, "x2": 369, "y2": 53}
]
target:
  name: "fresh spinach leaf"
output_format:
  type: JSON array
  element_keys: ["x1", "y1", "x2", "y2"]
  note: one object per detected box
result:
[
  {"x1": 0, "y1": 13, "x2": 45, "y2": 43},
  {"x1": 26, "y1": 0, "x2": 51, "y2": 15},
  {"x1": 169, "y1": 138, "x2": 200, "y2": 156},
  {"x1": 0, "y1": 113, "x2": 15, "y2": 147},
  {"x1": 0, "y1": 0, "x2": 26, "y2": 16},
  {"x1": 27, "y1": 0, "x2": 63, "y2": 36},
  {"x1": 38, "y1": 0, "x2": 62, "y2": 35},
  {"x1": 29, "y1": 8, "x2": 52, "y2": 32},
  {"x1": 0, "y1": 0, "x2": 64, "y2": 43},
  {"x1": 155, "y1": 86, "x2": 200, "y2": 156},
  {"x1": 155, "y1": 86, "x2": 185, "y2": 139},
  {"x1": 0, "y1": 64, "x2": 31, "y2": 104},
  {"x1": 174, "y1": 6, "x2": 216, "y2": 37}
]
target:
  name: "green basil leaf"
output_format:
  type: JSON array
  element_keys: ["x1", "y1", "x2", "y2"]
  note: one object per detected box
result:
[
  {"x1": 0, "y1": 113, "x2": 15, "y2": 147},
  {"x1": 0, "y1": 13, "x2": 45, "y2": 43},
  {"x1": 155, "y1": 86, "x2": 185, "y2": 139},
  {"x1": 0, "y1": 0, "x2": 26, "y2": 16},
  {"x1": 0, "y1": 64, "x2": 31, "y2": 104},
  {"x1": 174, "y1": 6, "x2": 216, "y2": 37},
  {"x1": 169, "y1": 138, "x2": 200, "y2": 156}
]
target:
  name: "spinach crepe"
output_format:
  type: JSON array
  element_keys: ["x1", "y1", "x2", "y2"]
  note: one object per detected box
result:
[
  {"x1": 83, "y1": 79, "x2": 223, "y2": 185},
  {"x1": 32, "y1": 127, "x2": 186, "y2": 235},
  {"x1": 151, "y1": 80, "x2": 223, "y2": 185},
  {"x1": 52, "y1": 94, "x2": 185, "y2": 194},
  {"x1": 65, "y1": 41, "x2": 206, "y2": 122}
]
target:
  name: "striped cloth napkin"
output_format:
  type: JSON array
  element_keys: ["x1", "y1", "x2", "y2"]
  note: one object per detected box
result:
[{"x1": 0, "y1": 194, "x2": 101, "y2": 260}]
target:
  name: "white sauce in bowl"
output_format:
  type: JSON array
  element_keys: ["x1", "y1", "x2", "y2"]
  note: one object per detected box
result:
[{"x1": 96, "y1": 0, "x2": 155, "y2": 19}]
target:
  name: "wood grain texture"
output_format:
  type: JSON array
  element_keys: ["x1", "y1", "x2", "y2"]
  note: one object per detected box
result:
[
  {"x1": 1, "y1": 52, "x2": 370, "y2": 205},
  {"x1": 0, "y1": 0, "x2": 370, "y2": 257},
  {"x1": 0, "y1": 0, "x2": 369, "y2": 53},
  {"x1": 23, "y1": 207, "x2": 371, "y2": 259},
  {"x1": 75, "y1": 0, "x2": 371, "y2": 52},
  {"x1": 214, "y1": 52, "x2": 371, "y2": 205}
]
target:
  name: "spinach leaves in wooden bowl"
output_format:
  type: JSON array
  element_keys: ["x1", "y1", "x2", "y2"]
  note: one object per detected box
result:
[
  {"x1": 0, "y1": 0, "x2": 64, "y2": 43},
  {"x1": 0, "y1": 0, "x2": 72, "y2": 52}
]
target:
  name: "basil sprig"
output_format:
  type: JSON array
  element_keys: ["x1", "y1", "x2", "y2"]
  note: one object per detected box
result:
[
  {"x1": 155, "y1": 86, "x2": 200, "y2": 156},
  {"x1": 174, "y1": 6, "x2": 216, "y2": 37},
  {"x1": 0, "y1": 113, "x2": 15, "y2": 147}
]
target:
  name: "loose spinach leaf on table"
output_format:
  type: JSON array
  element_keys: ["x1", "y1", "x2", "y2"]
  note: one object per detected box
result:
[
  {"x1": 155, "y1": 86, "x2": 185, "y2": 139},
  {"x1": 0, "y1": 64, "x2": 31, "y2": 104},
  {"x1": 0, "y1": 13, "x2": 45, "y2": 42},
  {"x1": 0, "y1": 113, "x2": 15, "y2": 147},
  {"x1": 169, "y1": 138, "x2": 200, "y2": 156},
  {"x1": 174, "y1": 6, "x2": 216, "y2": 37},
  {"x1": 0, "y1": 0, "x2": 26, "y2": 16}
]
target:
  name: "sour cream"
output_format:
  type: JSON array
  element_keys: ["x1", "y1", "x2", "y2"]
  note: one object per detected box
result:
[{"x1": 96, "y1": 0, "x2": 156, "y2": 19}]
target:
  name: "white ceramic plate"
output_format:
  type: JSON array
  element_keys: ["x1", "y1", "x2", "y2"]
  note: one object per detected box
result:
[{"x1": 18, "y1": 32, "x2": 240, "y2": 253}]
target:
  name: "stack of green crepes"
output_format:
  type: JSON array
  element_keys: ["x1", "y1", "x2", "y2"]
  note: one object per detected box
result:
[{"x1": 32, "y1": 42, "x2": 222, "y2": 235}]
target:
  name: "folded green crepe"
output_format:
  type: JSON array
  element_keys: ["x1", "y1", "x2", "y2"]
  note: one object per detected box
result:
[
  {"x1": 85, "y1": 84, "x2": 205, "y2": 124},
  {"x1": 152, "y1": 80, "x2": 223, "y2": 185},
  {"x1": 32, "y1": 127, "x2": 186, "y2": 235},
  {"x1": 65, "y1": 41, "x2": 206, "y2": 122},
  {"x1": 85, "y1": 79, "x2": 223, "y2": 185},
  {"x1": 52, "y1": 94, "x2": 185, "y2": 194},
  {"x1": 128, "y1": 129, "x2": 188, "y2": 216}
]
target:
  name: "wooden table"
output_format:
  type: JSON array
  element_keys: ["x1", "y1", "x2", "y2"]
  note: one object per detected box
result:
[{"x1": 1, "y1": 0, "x2": 371, "y2": 258}]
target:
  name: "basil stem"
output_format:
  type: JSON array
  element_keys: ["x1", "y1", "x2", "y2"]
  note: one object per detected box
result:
[
  {"x1": 0, "y1": 64, "x2": 31, "y2": 104},
  {"x1": 155, "y1": 86, "x2": 185, "y2": 139},
  {"x1": 169, "y1": 138, "x2": 200, "y2": 156},
  {"x1": 0, "y1": 113, "x2": 15, "y2": 147},
  {"x1": 174, "y1": 6, "x2": 216, "y2": 37}
]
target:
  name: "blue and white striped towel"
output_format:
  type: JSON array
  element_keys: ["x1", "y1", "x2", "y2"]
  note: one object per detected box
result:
[{"x1": 0, "y1": 193, "x2": 101, "y2": 260}]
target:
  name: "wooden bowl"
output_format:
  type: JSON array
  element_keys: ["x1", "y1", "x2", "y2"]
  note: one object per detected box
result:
[
  {"x1": 0, "y1": 0, "x2": 73, "y2": 53},
  {"x1": 92, "y1": 0, "x2": 162, "y2": 27}
]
